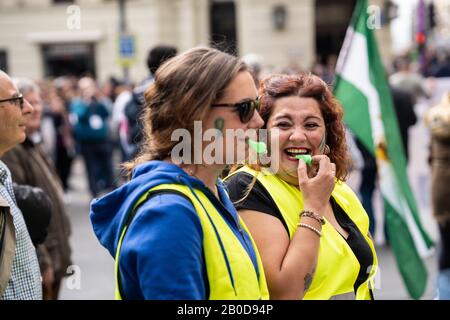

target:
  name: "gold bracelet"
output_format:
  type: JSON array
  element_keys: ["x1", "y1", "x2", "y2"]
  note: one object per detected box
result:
[
  {"x1": 300, "y1": 210, "x2": 325, "y2": 225},
  {"x1": 297, "y1": 223, "x2": 322, "y2": 237}
]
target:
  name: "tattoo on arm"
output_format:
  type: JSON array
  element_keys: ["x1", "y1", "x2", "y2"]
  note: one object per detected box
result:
[
  {"x1": 304, "y1": 274, "x2": 313, "y2": 292},
  {"x1": 304, "y1": 267, "x2": 316, "y2": 292}
]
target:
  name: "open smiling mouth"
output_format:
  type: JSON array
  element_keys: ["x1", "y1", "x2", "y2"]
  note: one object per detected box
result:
[{"x1": 284, "y1": 147, "x2": 311, "y2": 160}]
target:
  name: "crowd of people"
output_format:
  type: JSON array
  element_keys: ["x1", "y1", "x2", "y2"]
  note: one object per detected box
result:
[{"x1": 1, "y1": 43, "x2": 449, "y2": 300}]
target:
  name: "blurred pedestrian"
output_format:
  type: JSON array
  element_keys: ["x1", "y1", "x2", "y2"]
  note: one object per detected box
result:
[
  {"x1": 90, "y1": 47, "x2": 269, "y2": 299},
  {"x1": 110, "y1": 79, "x2": 133, "y2": 161},
  {"x1": 426, "y1": 51, "x2": 450, "y2": 78},
  {"x1": 52, "y1": 77, "x2": 76, "y2": 192},
  {"x1": 136, "y1": 45, "x2": 178, "y2": 99},
  {"x1": 425, "y1": 92, "x2": 450, "y2": 299},
  {"x1": 123, "y1": 45, "x2": 177, "y2": 160},
  {"x1": 2, "y1": 78, "x2": 72, "y2": 299},
  {"x1": 390, "y1": 56, "x2": 428, "y2": 104},
  {"x1": 70, "y1": 77, "x2": 114, "y2": 198},
  {"x1": 0, "y1": 70, "x2": 41, "y2": 299}
]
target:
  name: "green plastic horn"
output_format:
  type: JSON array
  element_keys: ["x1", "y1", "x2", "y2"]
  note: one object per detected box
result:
[
  {"x1": 295, "y1": 154, "x2": 312, "y2": 166},
  {"x1": 247, "y1": 139, "x2": 267, "y2": 154}
]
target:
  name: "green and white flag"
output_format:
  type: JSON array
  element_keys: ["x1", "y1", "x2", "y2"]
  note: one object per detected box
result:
[{"x1": 334, "y1": 0, "x2": 434, "y2": 299}]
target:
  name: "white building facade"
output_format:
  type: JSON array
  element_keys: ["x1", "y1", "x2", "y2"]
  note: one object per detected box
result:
[{"x1": 0, "y1": 0, "x2": 392, "y2": 82}]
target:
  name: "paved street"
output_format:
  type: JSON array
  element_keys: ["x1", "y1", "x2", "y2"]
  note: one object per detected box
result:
[
  {"x1": 59, "y1": 158, "x2": 115, "y2": 300},
  {"x1": 59, "y1": 101, "x2": 440, "y2": 299}
]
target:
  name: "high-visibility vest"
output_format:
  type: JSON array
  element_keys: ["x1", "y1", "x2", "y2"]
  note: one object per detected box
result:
[
  {"x1": 227, "y1": 166, "x2": 378, "y2": 300},
  {"x1": 115, "y1": 183, "x2": 270, "y2": 300}
]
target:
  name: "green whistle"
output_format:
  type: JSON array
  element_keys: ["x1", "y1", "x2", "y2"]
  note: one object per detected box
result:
[
  {"x1": 247, "y1": 139, "x2": 267, "y2": 154},
  {"x1": 295, "y1": 154, "x2": 312, "y2": 165}
]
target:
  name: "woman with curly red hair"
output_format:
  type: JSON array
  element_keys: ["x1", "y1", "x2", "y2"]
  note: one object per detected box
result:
[{"x1": 225, "y1": 73, "x2": 378, "y2": 300}]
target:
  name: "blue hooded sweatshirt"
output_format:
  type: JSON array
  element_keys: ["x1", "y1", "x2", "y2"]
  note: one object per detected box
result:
[{"x1": 90, "y1": 161, "x2": 260, "y2": 300}]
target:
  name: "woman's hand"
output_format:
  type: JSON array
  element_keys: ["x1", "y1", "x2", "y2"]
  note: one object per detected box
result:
[{"x1": 297, "y1": 155, "x2": 336, "y2": 214}]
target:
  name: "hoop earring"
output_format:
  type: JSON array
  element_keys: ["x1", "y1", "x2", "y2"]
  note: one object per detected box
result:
[{"x1": 324, "y1": 145, "x2": 330, "y2": 155}]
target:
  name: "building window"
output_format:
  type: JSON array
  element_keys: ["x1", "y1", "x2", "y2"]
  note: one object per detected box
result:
[
  {"x1": 0, "y1": 50, "x2": 8, "y2": 73},
  {"x1": 52, "y1": 0, "x2": 75, "y2": 4},
  {"x1": 210, "y1": 1, "x2": 238, "y2": 55},
  {"x1": 41, "y1": 43, "x2": 96, "y2": 78},
  {"x1": 315, "y1": 0, "x2": 356, "y2": 64}
]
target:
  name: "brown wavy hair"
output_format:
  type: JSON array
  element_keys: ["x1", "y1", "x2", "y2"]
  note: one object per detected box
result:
[
  {"x1": 123, "y1": 46, "x2": 247, "y2": 176},
  {"x1": 244, "y1": 73, "x2": 350, "y2": 181}
]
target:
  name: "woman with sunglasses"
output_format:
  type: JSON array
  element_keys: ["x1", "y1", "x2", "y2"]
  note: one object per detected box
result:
[
  {"x1": 90, "y1": 47, "x2": 269, "y2": 300},
  {"x1": 225, "y1": 73, "x2": 378, "y2": 300}
]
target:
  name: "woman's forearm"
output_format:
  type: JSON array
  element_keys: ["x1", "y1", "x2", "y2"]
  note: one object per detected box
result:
[{"x1": 270, "y1": 216, "x2": 322, "y2": 299}]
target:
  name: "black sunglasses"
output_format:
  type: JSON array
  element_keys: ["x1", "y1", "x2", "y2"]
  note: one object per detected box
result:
[
  {"x1": 211, "y1": 97, "x2": 260, "y2": 123},
  {"x1": 0, "y1": 94, "x2": 24, "y2": 110}
]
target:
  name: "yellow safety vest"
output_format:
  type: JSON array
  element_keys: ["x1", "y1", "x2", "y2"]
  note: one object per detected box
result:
[
  {"x1": 115, "y1": 183, "x2": 269, "y2": 300},
  {"x1": 227, "y1": 166, "x2": 378, "y2": 300}
]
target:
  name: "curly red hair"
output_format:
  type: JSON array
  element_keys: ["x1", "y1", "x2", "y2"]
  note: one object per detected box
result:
[{"x1": 258, "y1": 73, "x2": 350, "y2": 181}]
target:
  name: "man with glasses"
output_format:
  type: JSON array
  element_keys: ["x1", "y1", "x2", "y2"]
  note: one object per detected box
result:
[
  {"x1": 0, "y1": 70, "x2": 42, "y2": 299},
  {"x1": 2, "y1": 77, "x2": 72, "y2": 300}
]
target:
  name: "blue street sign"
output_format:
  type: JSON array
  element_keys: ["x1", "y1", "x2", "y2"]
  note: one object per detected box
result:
[
  {"x1": 119, "y1": 34, "x2": 135, "y2": 58},
  {"x1": 117, "y1": 34, "x2": 136, "y2": 67}
]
